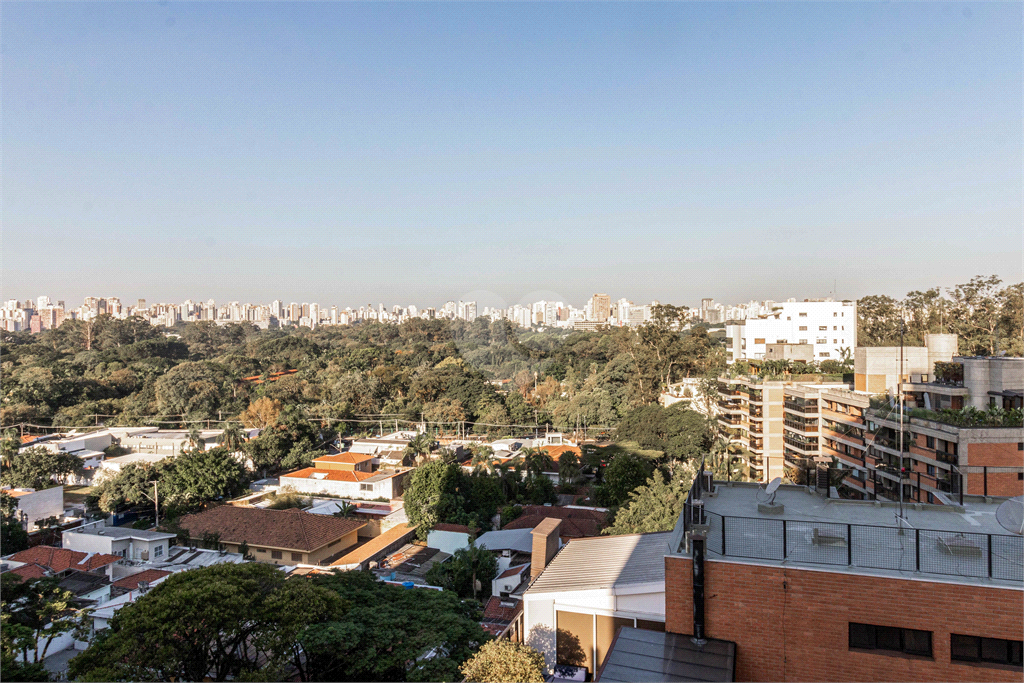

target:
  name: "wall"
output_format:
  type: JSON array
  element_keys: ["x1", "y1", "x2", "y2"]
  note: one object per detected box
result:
[
  {"x1": 962, "y1": 442, "x2": 1024, "y2": 497},
  {"x1": 12, "y1": 486, "x2": 64, "y2": 530},
  {"x1": 427, "y1": 529, "x2": 471, "y2": 555},
  {"x1": 665, "y1": 555, "x2": 1023, "y2": 682}
]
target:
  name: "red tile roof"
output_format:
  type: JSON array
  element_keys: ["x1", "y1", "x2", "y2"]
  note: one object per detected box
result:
[
  {"x1": 432, "y1": 523, "x2": 471, "y2": 534},
  {"x1": 497, "y1": 563, "x2": 529, "y2": 579},
  {"x1": 111, "y1": 569, "x2": 172, "y2": 591},
  {"x1": 8, "y1": 546, "x2": 121, "y2": 573},
  {"x1": 539, "y1": 445, "x2": 582, "y2": 465},
  {"x1": 8, "y1": 563, "x2": 49, "y2": 581},
  {"x1": 482, "y1": 596, "x2": 524, "y2": 623},
  {"x1": 281, "y1": 467, "x2": 375, "y2": 482},
  {"x1": 501, "y1": 505, "x2": 607, "y2": 538},
  {"x1": 313, "y1": 452, "x2": 374, "y2": 465},
  {"x1": 179, "y1": 506, "x2": 365, "y2": 552}
]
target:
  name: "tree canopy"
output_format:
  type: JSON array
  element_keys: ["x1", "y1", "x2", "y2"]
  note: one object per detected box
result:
[{"x1": 460, "y1": 639, "x2": 546, "y2": 683}]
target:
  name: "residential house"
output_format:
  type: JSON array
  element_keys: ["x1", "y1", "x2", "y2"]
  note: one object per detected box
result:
[
  {"x1": 280, "y1": 456, "x2": 411, "y2": 501},
  {"x1": 178, "y1": 506, "x2": 365, "y2": 566},
  {"x1": 502, "y1": 505, "x2": 608, "y2": 541},
  {"x1": 62, "y1": 523, "x2": 176, "y2": 563},
  {"x1": 2, "y1": 486, "x2": 64, "y2": 531}
]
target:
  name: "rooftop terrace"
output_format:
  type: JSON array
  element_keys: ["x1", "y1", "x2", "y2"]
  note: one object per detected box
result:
[{"x1": 672, "y1": 482, "x2": 1023, "y2": 588}]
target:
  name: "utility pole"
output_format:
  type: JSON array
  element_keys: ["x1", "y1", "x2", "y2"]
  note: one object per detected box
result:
[{"x1": 153, "y1": 481, "x2": 159, "y2": 528}]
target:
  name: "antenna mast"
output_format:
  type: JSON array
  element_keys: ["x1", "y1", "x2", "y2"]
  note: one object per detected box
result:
[{"x1": 898, "y1": 312, "x2": 905, "y2": 524}]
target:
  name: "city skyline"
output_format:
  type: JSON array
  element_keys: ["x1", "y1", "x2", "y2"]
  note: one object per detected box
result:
[{"x1": 3, "y1": 2, "x2": 1021, "y2": 305}]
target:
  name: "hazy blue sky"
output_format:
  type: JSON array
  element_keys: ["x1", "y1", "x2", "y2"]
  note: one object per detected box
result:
[{"x1": 3, "y1": 1, "x2": 1021, "y2": 310}]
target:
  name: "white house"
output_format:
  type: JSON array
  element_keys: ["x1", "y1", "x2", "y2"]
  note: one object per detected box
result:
[
  {"x1": 426, "y1": 524, "x2": 472, "y2": 555},
  {"x1": 523, "y1": 532, "x2": 670, "y2": 677},
  {"x1": 279, "y1": 467, "x2": 410, "y2": 501},
  {"x1": 2, "y1": 486, "x2": 64, "y2": 531},
  {"x1": 62, "y1": 523, "x2": 176, "y2": 562}
]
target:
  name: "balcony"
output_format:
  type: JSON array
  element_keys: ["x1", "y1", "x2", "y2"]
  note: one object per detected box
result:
[
  {"x1": 784, "y1": 401, "x2": 819, "y2": 414},
  {"x1": 784, "y1": 435, "x2": 819, "y2": 453},
  {"x1": 785, "y1": 419, "x2": 819, "y2": 434}
]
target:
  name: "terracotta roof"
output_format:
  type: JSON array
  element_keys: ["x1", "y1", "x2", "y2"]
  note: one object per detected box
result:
[
  {"x1": 111, "y1": 569, "x2": 172, "y2": 590},
  {"x1": 539, "y1": 445, "x2": 582, "y2": 464},
  {"x1": 281, "y1": 467, "x2": 375, "y2": 482},
  {"x1": 497, "y1": 564, "x2": 530, "y2": 580},
  {"x1": 8, "y1": 563, "x2": 49, "y2": 580},
  {"x1": 432, "y1": 523, "x2": 471, "y2": 534},
  {"x1": 179, "y1": 506, "x2": 365, "y2": 552},
  {"x1": 8, "y1": 546, "x2": 121, "y2": 573},
  {"x1": 502, "y1": 505, "x2": 606, "y2": 539},
  {"x1": 313, "y1": 452, "x2": 374, "y2": 465},
  {"x1": 5, "y1": 489, "x2": 33, "y2": 498},
  {"x1": 481, "y1": 623, "x2": 507, "y2": 637},
  {"x1": 331, "y1": 523, "x2": 416, "y2": 566},
  {"x1": 482, "y1": 596, "x2": 524, "y2": 623}
]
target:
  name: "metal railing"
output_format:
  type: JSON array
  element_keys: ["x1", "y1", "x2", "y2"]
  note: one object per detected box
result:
[{"x1": 683, "y1": 504, "x2": 1023, "y2": 584}]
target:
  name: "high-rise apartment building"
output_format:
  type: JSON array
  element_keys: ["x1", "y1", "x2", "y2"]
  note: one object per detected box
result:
[
  {"x1": 588, "y1": 294, "x2": 610, "y2": 323},
  {"x1": 726, "y1": 300, "x2": 857, "y2": 364}
]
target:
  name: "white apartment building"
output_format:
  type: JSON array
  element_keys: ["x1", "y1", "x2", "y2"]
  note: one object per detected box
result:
[{"x1": 726, "y1": 300, "x2": 856, "y2": 364}]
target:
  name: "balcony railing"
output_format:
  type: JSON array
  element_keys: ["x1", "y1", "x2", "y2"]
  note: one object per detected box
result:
[
  {"x1": 682, "y1": 504, "x2": 1023, "y2": 583},
  {"x1": 784, "y1": 401, "x2": 819, "y2": 413}
]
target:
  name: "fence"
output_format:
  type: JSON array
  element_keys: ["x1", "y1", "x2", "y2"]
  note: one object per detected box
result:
[{"x1": 688, "y1": 504, "x2": 1023, "y2": 583}]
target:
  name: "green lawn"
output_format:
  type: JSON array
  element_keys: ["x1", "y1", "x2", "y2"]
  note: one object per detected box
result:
[{"x1": 64, "y1": 486, "x2": 95, "y2": 504}]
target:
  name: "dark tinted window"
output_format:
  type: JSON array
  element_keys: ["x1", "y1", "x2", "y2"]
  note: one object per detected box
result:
[
  {"x1": 849, "y1": 623, "x2": 932, "y2": 657},
  {"x1": 951, "y1": 634, "x2": 1024, "y2": 667}
]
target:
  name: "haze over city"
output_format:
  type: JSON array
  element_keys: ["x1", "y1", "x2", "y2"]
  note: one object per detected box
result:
[{"x1": 3, "y1": 1, "x2": 1021, "y2": 306}]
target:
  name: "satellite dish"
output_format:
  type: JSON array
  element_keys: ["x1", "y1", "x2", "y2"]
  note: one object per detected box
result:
[
  {"x1": 765, "y1": 477, "x2": 782, "y2": 505},
  {"x1": 996, "y1": 496, "x2": 1024, "y2": 535}
]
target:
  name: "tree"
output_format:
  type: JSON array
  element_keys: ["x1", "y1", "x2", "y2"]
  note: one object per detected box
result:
[
  {"x1": 426, "y1": 542, "x2": 498, "y2": 600},
  {"x1": 1, "y1": 446, "x2": 84, "y2": 490},
  {"x1": 557, "y1": 450, "x2": 581, "y2": 485},
  {"x1": 596, "y1": 446, "x2": 656, "y2": 507},
  {"x1": 469, "y1": 444, "x2": 497, "y2": 474},
  {"x1": 221, "y1": 421, "x2": 245, "y2": 452},
  {"x1": 303, "y1": 570, "x2": 489, "y2": 682},
  {"x1": 154, "y1": 361, "x2": 231, "y2": 420},
  {"x1": 404, "y1": 432, "x2": 434, "y2": 464},
  {"x1": 520, "y1": 447, "x2": 553, "y2": 478},
  {"x1": 460, "y1": 639, "x2": 546, "y2": 683},
  {"x1": 68, "y1": 563, "x2": 345, "y2": 682},
  {"x1": 1, "y1": 491, "x2": 30, "y2": 555},
  {"x1": 603, "y1": 470, "x2": 695, "y2": 535},
  {"x1": 165, "y1": 446, "x2": 248, "y2": 510},
  {"x1": 240, "y1": 397, "x2": 283, "y2": 429},
  {"x1": 403, "y1": 461, "x2": 465, "y2": 539},
  {"x1": 1, "y1": 573, "x2": 79, "y2": 665}
]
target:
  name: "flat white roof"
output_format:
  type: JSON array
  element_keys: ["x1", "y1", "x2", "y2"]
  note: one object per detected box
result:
[{"x1": 526, "y1": 532, "x2": 671, "y2": 595}]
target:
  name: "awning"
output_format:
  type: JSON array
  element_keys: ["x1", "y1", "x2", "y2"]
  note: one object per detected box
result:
[{"x1": 596, "y1": 627, "x2": 736, "y2": 682}]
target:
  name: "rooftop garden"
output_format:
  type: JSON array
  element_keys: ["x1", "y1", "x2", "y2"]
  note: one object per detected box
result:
[{"x1": 869, "y1": 400, "x2": 1023, "y2": 429}]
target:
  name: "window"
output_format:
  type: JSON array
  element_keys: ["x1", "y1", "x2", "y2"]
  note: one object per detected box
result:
[
  {"x1": 754, "y1": 338, "x2": 765, "y2": 345},
  {"x1": 1018, "y1": 443, "x2": 1023, "y2": 451},
  {"x1": 819, "y1": 326, "x2": 828, "y2": 331},
  {"x1": 799, "y1": 312, "x2": 807, "y2": 317},
  {"x1": 153, "y1": 545, "x2": 163, "y2": 558},
  {"x1": 950, "y1": 634, "x2": 1023, "y2": 667},
  {"x1": 926, "y1": 436, "x2": 935, "y2": 449},
  {"x1": 927, "y1": 492, "x2": 935, "y2": 504},
  {"x1": 833, "y1": 339, "x2": 838, "y2": 344},
  {"x1": 777, "y1": 339, "x2": 787, "y2": 344},
  {"x1": 799, "y1": 326, "x2": 808, "y2": 331},
  {"x1": 360, "y1": 483, "x2": 373, "y2": 491},
  {"x1": 834, "y1": 326, "x2": 838, "y2": 330},
  {"x1": 849, "y1": 623, "x2": 932, "y2": 657},
  {"x1": 834, "y1": 312, "x2": 838, "y2": 317},
  {"x1": 817, "y1": 339, "x2": 827, "y2": 344},
  {"x1": 271, "y1": 550, "x2": 283, "y2": 560},
  {"x1": 257, "y1": 547, "x2": 266, "y2": 553},
  {"x1": 819, "y1": 352, "x2": 830, "y2": 357},
  {"x1": 799, "y1": 339, "x2": 808, "y2": 344},
  {"x1": 926, "y1": 465, "x2": 935, "y2": 475},
  {"x1": 291, "y1": 552, "x2": 303, "y2": 561}
]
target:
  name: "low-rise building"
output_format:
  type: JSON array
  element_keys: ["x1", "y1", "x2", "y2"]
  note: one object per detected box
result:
[
  {"x1": 2, "y1": 486, "x2": 64, "y2": 531},
  {"x1": 178, "y1": 506, "x2": 365, "y2": 566},
  {"x1": 62, "y1": 523, "x2": 176, "y2": 562}
]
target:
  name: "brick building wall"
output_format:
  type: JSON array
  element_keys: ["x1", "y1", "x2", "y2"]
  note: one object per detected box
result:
[
  {"x1": 666, "y1": 555, "x2": 1022, "y2": 682},
  {"x1": 964, "y1": 442, "x2": 1024, "y2": 497}
]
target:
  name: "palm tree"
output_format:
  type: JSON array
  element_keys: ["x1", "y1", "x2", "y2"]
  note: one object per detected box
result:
[
  {"x1": 404, "y1": 432, "x2": 434, "y2": 464},
  {"x1": 221, "y1": 422, "x2": 245, "y2": 452},
  {"x1": 470, "y1": 445, "x2": 496, "y2": 474},
  {"x1": 557, "y1": 450, "x2": 581, "y2": 485},
  {"x1": 520, "y1": 447, "x2": 553, "y2": 479},
  {"x1": 333, "y1": 501, "x2": 357, "y2": 518},
  {"x1": 186, "y1": 426, "x2": 204, "y2": 452}
]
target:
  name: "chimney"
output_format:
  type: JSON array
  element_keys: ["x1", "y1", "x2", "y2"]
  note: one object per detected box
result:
[{"x1": 530, "y1": 518, "x2": 562, "y2": 580}]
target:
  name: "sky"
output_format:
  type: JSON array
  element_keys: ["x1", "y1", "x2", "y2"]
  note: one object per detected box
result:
[{"x1": 2, "y1": 1, "x2": 1021, "y2": 311}]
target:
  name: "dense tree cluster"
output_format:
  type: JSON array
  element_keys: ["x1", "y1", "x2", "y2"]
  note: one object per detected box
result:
[
  {"x1": 858, "y1": 275, "x2": 1023, "y2": 356},
  {"x1": 2, "y1": 312, "x2": 724, "y2": 433}
]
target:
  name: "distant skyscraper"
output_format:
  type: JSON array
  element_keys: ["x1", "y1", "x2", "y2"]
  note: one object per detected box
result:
[{"x1": 589, "y1": 294, "x2": 611, "y2": 323}]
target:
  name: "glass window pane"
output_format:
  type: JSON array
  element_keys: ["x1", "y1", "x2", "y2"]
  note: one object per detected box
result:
[
  {"x1": 981, "y1": 638, "x2": 1008, "y2": 664},
  {"x1": 950, "y1": 634, "x2": 980, "y2": 662},
  {"x1": 1008, "y1": 640, "x2": 1022, "y2": 666},
  {"x1": 875, "y1": 626, "x2": 902, "y2": 652},
  {"x1": 903, "y1": 630, "x2": 931, "y2": 656},
  {"x1": 849, "y1": 623, "x2": 874, "y2": 649}
]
